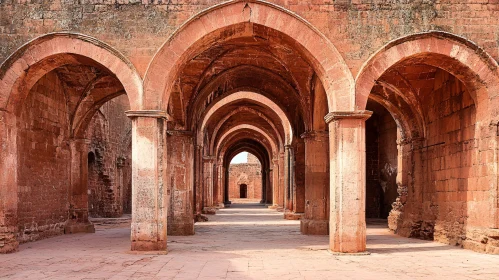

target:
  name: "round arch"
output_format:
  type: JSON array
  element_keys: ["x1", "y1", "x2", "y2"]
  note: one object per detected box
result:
[
  {"x1": 199, "y1": 91, "x2": 293, "y2": 146},
  {"x1": 208, "y1": 106, "x2": 284, "y2": 155},
  {"x1": 215, "y1": 124, "x2": 279, "y2": 160},
  {"x1": 0, "y1": 32, "x2": 143, "y2": 115},
  {"x1": 355, "y1": 31, "x2": 499, "y2": 116},
  {"x1": 143, "y1": 0, "x2": 354, "y2": 112}
]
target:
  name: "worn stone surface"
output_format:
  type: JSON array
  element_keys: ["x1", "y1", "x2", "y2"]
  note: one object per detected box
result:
[
  {"x1": 228, "y1": 154, "x2": 262, "y2": 200},
  {"x1": 2, "y1": 204, "x2": 499, "y2": 279},
  {"x1": 87, "y1": 95, "x2": 132, "y2": 218},
  {"x1": 2, "y1": 0, "x2": 499, "y2": 256}
]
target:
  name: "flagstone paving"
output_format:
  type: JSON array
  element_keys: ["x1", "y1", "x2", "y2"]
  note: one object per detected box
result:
[{"x1": 1, "y1": 203, "x2": 498, "y2": 279}]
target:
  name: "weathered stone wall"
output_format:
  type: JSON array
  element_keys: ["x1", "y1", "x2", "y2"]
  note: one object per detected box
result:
[
  {"x1": 229, "y1": 154, "x2": 262, "y2": 200},
  {"x1": 2, "y1": 0, "x2": 499, "y2": 79},
  {"x1": 392, "y1": 69, "x2": 479, "y2": 247},
  {"x1": 16, "y1": 71, "x2": 70, "y2": 243},
  {"x1": 86, "y1": 95, "x2": 131, "y2": 218}
]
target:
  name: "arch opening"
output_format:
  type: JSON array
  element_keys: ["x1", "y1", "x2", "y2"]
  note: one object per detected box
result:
[{"x1": 356, "y1": 32, "x2": 498, "y2": 251}]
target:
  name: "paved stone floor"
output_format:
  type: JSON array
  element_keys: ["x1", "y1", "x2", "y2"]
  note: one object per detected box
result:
[{"x1": 1, "y1": 204, "x2": 499, "y2": 279}]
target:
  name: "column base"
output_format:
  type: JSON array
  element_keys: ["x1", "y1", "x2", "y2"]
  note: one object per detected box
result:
[
  {"x1": 268, "y1": 205, "x2": 279, "y2": 209},
  {"x1": 131, "y1": 240, "x2": 167, "y2": 252},
  {"x1": 300, "y1": 219, "x2": 329, "y2": 235},
  {"x1": 65, "y1": 209, "x2": 94, "y2": 234},
  {"x1": 202, "y1": 207, "x2": 217, "y2": 215},
  {"x1": 0, "y1": 230, "x2": 19, "y2": 254},
  {"x1": 327, "y1": 249, "x2": 371, "y2": 256},
  {"x1": 284, "y1": 211, "x2": 303, "y2": 220},
  {"x1": 276, "y1": 207, "x2": 284, "y2": 212},
  {"x1": 216, "y1": 203, "x2": 225, "y2": 209},
  {"x1": 224, "y1": 201, "x2": 232, "y2": 208},
  {"x1": 167, "y1": 221, "x2": 194, "y2": 236},
  {"x1": 64, "y1": 221, "x2": 95, "y2": 234}
]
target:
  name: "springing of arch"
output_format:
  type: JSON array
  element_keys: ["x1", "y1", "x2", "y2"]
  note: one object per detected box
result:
[
  {"x1": 143, "y1": 0, "x2": 355, "y2": 112},
  {"x1": 0, "y1": 32, "x2": 143, "y2": 117},
  {"x1": 355, "y1": 31, "x2": 499, "y2": 120}
]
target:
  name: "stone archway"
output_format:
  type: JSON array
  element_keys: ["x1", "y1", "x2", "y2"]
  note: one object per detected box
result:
[
  {"x1": 0, "y1": 32, "x2": 143, "y2": 254},
  {"x1": 129, "y1": 0, "x2": 370, "y2": 254},
  {"x1": 356, "y1": 31, "x2": 499, "y2": 253}
]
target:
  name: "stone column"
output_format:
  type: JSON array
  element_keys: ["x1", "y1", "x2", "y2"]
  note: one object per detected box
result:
[
  {"x1": 0, "y1": 111, "x2": 18, "y2": 253},
  {"x1": 388, "y1": 137, "x2": 424, "y2": 236},
  {"x1": 224, "y1": 167, "x2": 231, "y2": 206},
  {"x1": 293, "y1": 139, "x2": 305, "y2": 214},
  {"x1": 202, "y1": 156, "x2": 216, "y2": 214},
  {"x1": 269, "y1": 158, "x2": 280, "y2": 209},
  {"x1": 213, "y1": 162, "x2": 223, "y2": 207},
  {"x1": 167, "y1": 130, "x2": 194, "y2": 236},
  {"x1": 284, "y1": 145, "x2": 292, "y2": 211},
  {"x1": 260, "y1": 169, "x2": 267, "y2": 204},
  {"x1": 266, "y1": 167, "x2": 273, "y2": 205},
  {"x1": 325, "y1": 111, "x2": 372, "y2": 254},
  {"x1": 65, "y1": 138, "x2": 95, "y2": 234},
  {"x1": 126, "y1": 110, "x2": 168, "y2": 252},
  {"x1": 300, "y1": 131, "x2": 329, "y2": 235},
  {"x1": 192, "y1": 145, "x2": 201, "y2": 214},
  {"x1": 278, "y1": 152, "x2": 285, "y2": 211}
]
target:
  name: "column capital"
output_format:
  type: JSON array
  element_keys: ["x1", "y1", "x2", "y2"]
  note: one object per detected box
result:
[
  {"x1": 126, "y1": 110, "x2": 171, "y2": 120},
  {"x1": 300, "y1": 131, "x2": 328, "y2": 139},
  {"x1": 69, "y1": 138, "x2": 91, "y2": 145},
  {"x1": 203, "y1": 156, "x2": 215, "y2": 163},
  {"x1": 324, "y1": 110, "x2": 372, "y2": 124},
  {"x1": 397, "y1": 136, "x2": 424, "y2": 146},
  {"x1": 167, "y1": 130, "x2": 194, "y2": 137}
]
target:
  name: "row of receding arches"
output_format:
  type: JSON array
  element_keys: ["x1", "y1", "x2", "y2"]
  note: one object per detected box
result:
[{"x1": 1, "y1": 0, "x2": 499, "y2": 254}]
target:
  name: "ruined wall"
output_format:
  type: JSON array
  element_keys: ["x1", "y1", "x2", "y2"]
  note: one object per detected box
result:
[
  {"x1": 393, "y1": 69, "x2": 480, "y2": 248},
  {"x1": 2, "y1": 1, "x2": 499, "y2": 79},
  {"x1": 86, "y1": 95, "x2": 131, "y2": 218},
  {"x1": 229, "y1": 154, "x2": 262, "y2": 200},
  {"x1": 166, "y1": 132, "x2": 194, "y2": 236},
  {"x1": 16, "y1": 71, "x2": 70, "y2": 243}
]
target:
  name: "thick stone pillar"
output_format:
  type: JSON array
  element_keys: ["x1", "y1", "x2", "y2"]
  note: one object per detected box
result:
[
  {"x1": 202, "y1": 157, "x2": 216, "y2": 214},
  {"x1": 126, "y1": 110, "x2": 168, "y2": 252},
  {"x1": 388, "y1": 138, "x2": 417, "y2": 232},
  {"x1": 65, "y1": 138, "x2": 95, "y2": 234},
  {"x1": 293, "y1": 139, "x2": 305, "y2": 214},
  {"x1": 167, "y1": 130, "x2": 194, "y2": 236},
  {"x1": 284, "y1": 145, "x2": 301, "y2": 220},
  {"x1": 269, "y1": 158, "x2": 280, "y2": 209},
  {"x1": 266, "y1": 167, "x2": 273, "y2": 204},
  {"x1": 214, "y1": 162, "x2": 224, "y2": 207},
  {"x1": 261, "y1": 169, "x2": 267, "y2": 204},
  {"x1": 277, "y1": 152, "x2": 285, "y2": 211},
  {"x1": 300, "y1": 131, "x2": 329, "y2": 235},
  {"x1": 284, "y1": 145, "x2": 292, "y2": 211},
  {"x1": 0, "y1": 111, "x2": 18, "y2": 253},
  {"x1": 325, "y1": 111, "x2": 372, "y2": 254},
  {"x1": 194, "y1": 145, "x2": 203, "y2": 214}
]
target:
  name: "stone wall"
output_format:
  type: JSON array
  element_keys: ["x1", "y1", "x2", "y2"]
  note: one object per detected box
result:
[
  {"x1": 86, "y1": 95, "x2": 131, "y2": 218},
  {"x1": 390, "y1": 69, "x2": 481, "y2": 247},
  {"x1": 2, "y1": 0, "x2": 499, "y2": 79},
  {"x1": 228, "y1": 154, "x2": 262, "y2": 200},
  {"x1": 16, "y1": 72, "x2": 70, "y2": 243}
]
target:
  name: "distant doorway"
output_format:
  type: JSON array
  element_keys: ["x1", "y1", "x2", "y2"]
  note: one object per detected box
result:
[{"x1": 240, "y1": 184, "x2": 248, "y2": 198}]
